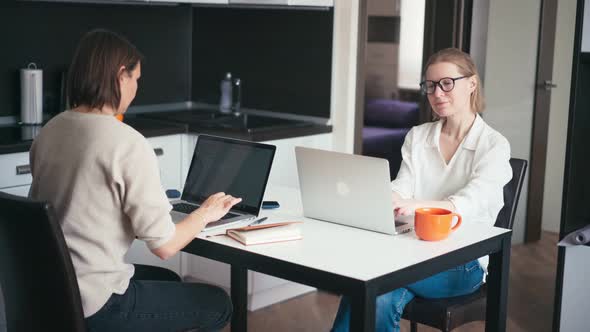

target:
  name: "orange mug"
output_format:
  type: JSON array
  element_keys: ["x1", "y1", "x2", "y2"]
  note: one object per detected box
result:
[
  {"x1": 115, "y1": 114, "x2": 124, "y2": 122},
  {"x1": 414, "y1": 208, "x2": 462, "y2": 241}
]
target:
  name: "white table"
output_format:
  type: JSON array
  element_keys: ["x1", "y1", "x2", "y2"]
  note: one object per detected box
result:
[{"x1": 183, "y1": 186, "x2": 512, "y2": 331}]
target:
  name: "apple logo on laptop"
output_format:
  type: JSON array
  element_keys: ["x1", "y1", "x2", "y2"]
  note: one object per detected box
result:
[{"x1": 336, "y1": 180, "x2": 351, "y2": 196}]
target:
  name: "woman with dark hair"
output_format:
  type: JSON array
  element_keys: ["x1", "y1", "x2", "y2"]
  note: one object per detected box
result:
[
  {"x1": 331, "y1": 48, "x2": 513, "y2": 331},
  {"x1": 29, "y1": 29, "x2": 239, "y2": 332}
]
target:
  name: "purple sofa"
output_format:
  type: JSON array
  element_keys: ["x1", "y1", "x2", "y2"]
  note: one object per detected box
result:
[{"x1": 362, "y1": 99, "x2": 419, "y2": 179}]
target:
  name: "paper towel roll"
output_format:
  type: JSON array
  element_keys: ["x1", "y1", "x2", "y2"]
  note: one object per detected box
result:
[{"x1": 20, "y1": 63, "x2": 43, "y2": 125}]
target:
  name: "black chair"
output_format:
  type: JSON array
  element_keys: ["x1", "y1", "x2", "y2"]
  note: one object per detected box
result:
[
  {"x1": 402, "y1": 158, "x2": 528, "y2": 332},
  {"x1": 0, "y1": 192, "x2": 86, "y2": 332}
]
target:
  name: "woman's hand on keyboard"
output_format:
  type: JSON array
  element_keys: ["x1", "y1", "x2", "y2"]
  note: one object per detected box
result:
[{"x1": 196, "y1": 192, "x2": 242, "y2": 224}]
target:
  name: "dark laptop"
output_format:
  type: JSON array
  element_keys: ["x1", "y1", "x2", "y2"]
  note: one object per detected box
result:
[{"x1": 170, "y1": 134, "x2": 276, "y2": 231}]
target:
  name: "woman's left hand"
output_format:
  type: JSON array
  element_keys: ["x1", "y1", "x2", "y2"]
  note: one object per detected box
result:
[
  {"x1": 394, "y1": 199, "x2": 421, "y2": 217},
  {"x1": 393, "y1": 198, "x2": 456, "y2": 217}
]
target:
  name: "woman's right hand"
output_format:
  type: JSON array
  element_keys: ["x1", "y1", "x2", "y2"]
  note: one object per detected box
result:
[{"x1": 193, "y1": 192, "x2": 242, "y2": 224}]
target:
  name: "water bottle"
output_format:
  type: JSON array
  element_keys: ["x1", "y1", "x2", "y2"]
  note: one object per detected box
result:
[
  {"x1": 219, "y1": 72, "x2": 233, "y2": 113},
  {"x1": 232, "y1": 78, "x2": 241, "y2": 115}
]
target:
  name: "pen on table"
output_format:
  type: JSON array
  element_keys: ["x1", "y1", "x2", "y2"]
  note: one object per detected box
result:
[{"x1": 250, "y1": 217, "x2": 268, "y2": 226}]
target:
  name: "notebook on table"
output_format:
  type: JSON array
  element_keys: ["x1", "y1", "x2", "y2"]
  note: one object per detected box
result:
[
  {"x1": 295, "y1": 146, "x2": 412, "y2": 235},
  {"x1": 225, "y1": 221, "x2": 303, "y2": 246},
  {"x1": 170, "y1": 134, "x2": 276, "y2": 232}
]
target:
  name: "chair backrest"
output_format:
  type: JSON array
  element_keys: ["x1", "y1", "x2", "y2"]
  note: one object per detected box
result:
[
  {"x1": 495, "y1": 158, "x2": 528, "y2": 230},
  {"x1": 0, "y1": 192, "x2": 85, "y2": 332}
]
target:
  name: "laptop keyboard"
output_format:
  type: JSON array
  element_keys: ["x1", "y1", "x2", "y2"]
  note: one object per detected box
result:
[{"x1": 172, "y1": 203, "x2": 240, "y2": 221}]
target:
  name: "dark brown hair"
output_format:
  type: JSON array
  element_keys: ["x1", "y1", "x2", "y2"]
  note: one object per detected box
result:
[
  {"x1": 424, "y1": 48, "x2": 484, "y2": 113},
  {"x1": 67, "y1": 29, "x2": 143, "y2": 111}
]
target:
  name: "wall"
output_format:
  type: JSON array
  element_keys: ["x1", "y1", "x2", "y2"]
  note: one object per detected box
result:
[
  {"x1": 483, "y1": 0, "x2": 541, "y2": 243},
  {"x1": 542, "y1": 0, "x2": 576, "y2": 233},
  {"x1": 469, "y1": 0, "x2": 489, "y2": 83},
  {"x1": 330, "y1": 0, "x2": 360, "y2": 153},
  {"x1": 0, "y1": 1, "x2": 192, "y2": 117},
  {"x1": 365, "y1": 0, "x2": 400, "y2": 99},
  {"x1": 397, "y1": 0, "x2": 424, "y2": 90}
]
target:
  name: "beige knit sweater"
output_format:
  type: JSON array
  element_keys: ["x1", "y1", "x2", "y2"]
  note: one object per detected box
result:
[{"x1": 29, "y1": 111, "x2": 175, "y2": 317}]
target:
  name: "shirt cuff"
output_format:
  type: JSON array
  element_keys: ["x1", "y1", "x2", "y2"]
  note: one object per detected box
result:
[
  {"x1": 391, "y1": 183, "x2": 411, "y2": 199},
  {"x1": 447, "y1": 195, "x2": 470, "y2": 217},
  {"x1": 143, "y1": 217, "x2": 176, "y2": 250}
]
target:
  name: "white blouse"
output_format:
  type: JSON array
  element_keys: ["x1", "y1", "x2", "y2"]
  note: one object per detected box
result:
[{"x1": 391, "y1": 114, "x2": 512, "y2": 272}]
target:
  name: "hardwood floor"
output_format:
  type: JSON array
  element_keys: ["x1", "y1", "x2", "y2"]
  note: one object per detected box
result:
[{"x1": 222, "y1": 231, "x2": 559, "y2": 332}]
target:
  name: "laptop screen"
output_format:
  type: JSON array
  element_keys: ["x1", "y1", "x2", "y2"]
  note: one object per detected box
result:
[{"x1": 182, "y1": 135, "x2": 276, "y2": 216}]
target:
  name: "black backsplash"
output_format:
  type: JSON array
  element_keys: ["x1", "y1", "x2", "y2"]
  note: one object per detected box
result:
[
  {"x1": 0, "y1": 1, "x2": 192, "y2": 116},
  {"x1": 0, "y1": 2, "x2": 333, "y2": 119},
  {"x1": 191, "y1": 7, "x2": 333, "y2": 118}
]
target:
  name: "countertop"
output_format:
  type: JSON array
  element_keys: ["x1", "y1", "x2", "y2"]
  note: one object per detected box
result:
[
  {"x1": 0, "y1": 109, "x2": 332, "y2": 154},
  {"x1": 136, "y1": 109, "x2": 332, "y2": 142}
]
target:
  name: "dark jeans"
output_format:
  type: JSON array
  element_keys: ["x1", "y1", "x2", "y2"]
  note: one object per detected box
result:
[{"x1": 85, "y1": 265, "x2": 232, "y2": 332}]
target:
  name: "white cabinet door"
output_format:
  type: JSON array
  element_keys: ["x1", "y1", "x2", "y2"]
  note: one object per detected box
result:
[
  {"x1": 0, "y1": 185, "x2": 31, "y2": 197},
  {"x1": 288, "y1": 0, "x2": 332, "y2": 6},
  {"x1": 181, "y1": 134, "x2": 198, "y2": 192},
  {"x1": 125, "y1": 135, "x2": 183, "y2": 276},
  {"x1": 0, "y1": 152, "x2": 32, "y2": 189},
  {"x1": 228, "y1": 0, "x2": 332, "y2": 6},
  {"x1": 36, "y1": 0, "x2": 149, "y2": 3},
  {"x1": 0, "y1": 151, "x2": 33, "y2": 198},
  {"x1": 264, "y1": 133, "x2": 333, "y2": 188},
  {"x1": 151, "y1": 0, "x2": 228, "y2": 3},
  {"x1": 229, "y1": 0, "x2": 287, "y2": 4},
  {"x1": 146, "y1": 135, "x2": 183, "y2": 192},
  {"x1": 124, "y1": 239, "x2": 182, "y2": 276},
  {"x1": 182, "y1": 133, "x2": 332, "y2": 309}
]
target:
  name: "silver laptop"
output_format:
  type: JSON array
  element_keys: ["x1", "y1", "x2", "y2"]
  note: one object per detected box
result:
[
  {"x1": 295, "y1": 146, "x2": 412, "y2": 235},
  {"x1": 171, "y1": 135, "x2": 276, "y2": 232}
]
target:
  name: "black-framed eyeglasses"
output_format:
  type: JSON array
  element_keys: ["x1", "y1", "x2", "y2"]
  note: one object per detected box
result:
[{"x1": 419, "y1": 76, "x2": 468, "y2": 94}]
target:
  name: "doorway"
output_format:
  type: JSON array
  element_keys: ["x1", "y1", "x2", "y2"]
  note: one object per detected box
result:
[{"x1": 360, "y1": 0, "x2": 424, "y2": 179}]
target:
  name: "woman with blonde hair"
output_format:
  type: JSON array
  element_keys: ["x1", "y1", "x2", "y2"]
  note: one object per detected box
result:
[{"x1": 331, "y1": 48, "x2": 512, "y2": 331}]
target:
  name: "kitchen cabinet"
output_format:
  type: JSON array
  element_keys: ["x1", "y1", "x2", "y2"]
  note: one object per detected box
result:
[
  {"x1": 0, "y1": 151, "x2": 32, "y2": 197},
  {"x1": 146, "y1": 134, "x2": 183, "y2": 192},
  {"x1": 152, "y1": 0, "x2": 228, "y2": 3},
  {"x1": 181, "y1": 134, "x2": 198, "y2": 192},
  {"x1": 0, "y1": 185, "x2": 31, "y2": 197},
  {"x1": 288, "y1": 0, "x2": 332, "y2": 7},
  {"x1": 229, "y1": 0, "x2": 332, "y2": 7},
  {"x1": 182, "y1": 132, "x2": 332, "y2": 310},
  {"x1": 19, "y1": 0, "x2": 150, "y2": 3},
  {"x1": 123, "y1": 237, "x2": 183, "y2": 276},
  {"x1": 264, "y1": 133, "x2": 333, "y2": 188},
  {"x1": 124, "y1": 134, "x2": 184, "y2": 275},
  {"x1": 181, "y1": 132, "x2": 333, "y2": 191},
  {"x1": 21, "y1": 0, "x2": 332, "y2": 6}
]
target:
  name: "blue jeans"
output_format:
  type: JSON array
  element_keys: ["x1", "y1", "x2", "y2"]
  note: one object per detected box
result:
[
  {"x1": 331, "y1": 260, "x2": 485, "y2": 332},
  {"x1": 85, "y1": 265, "x2": 232, "y2": 332}
]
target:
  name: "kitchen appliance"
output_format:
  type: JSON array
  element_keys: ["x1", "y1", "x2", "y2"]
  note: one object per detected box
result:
[{"x1": 20, "y1": 63, "x2": 43, "y2": 125}]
